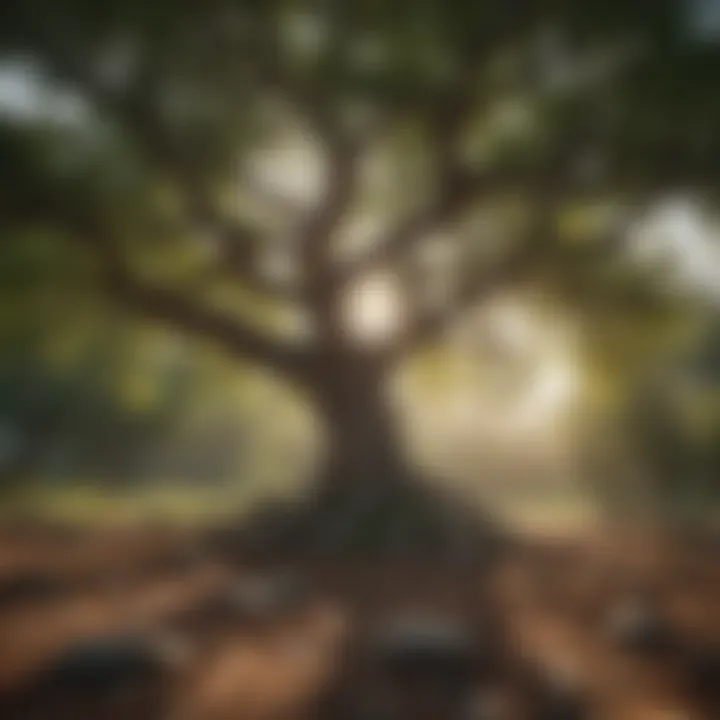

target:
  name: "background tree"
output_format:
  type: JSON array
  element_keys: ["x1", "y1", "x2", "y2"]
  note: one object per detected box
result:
[{"x1": 1, "y1": 1, "x2": 719, "y2": 551}]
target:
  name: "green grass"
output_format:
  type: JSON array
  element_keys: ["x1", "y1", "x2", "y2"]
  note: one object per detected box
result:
[
  {"x1": 0, "y1": 480, "x2": 598, "y2": 532},
  {"x1": 0, "y1": 481, "x2": 274, "y2": 527},
  {"x1": 2, "y1": 480, "x2": 715, "y2": 533}
]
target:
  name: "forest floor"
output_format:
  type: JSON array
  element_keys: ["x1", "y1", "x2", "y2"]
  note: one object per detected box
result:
[{"x1": 0, "y1": 519, "x2": 717, "y2": 719}]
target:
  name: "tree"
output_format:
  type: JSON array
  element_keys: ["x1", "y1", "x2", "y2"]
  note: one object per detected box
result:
[{"x1": 1, "y1": 1, "x2": 719, "y2": 552}]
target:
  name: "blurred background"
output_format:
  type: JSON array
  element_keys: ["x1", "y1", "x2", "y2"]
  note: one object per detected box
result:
[
  {"x1": 0, "y1": 0, "x2": 717, "y2": 532},
  {"x1": 0, "y1": 1, "x2": 718, "y2": 718}
]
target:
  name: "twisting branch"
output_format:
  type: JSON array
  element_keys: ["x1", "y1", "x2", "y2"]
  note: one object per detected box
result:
[
  {"x1": 396, "y1": 218, "x2": 554, "y2": 356},
  {"x1": 75, "y1": 222, "x2": 312, "y2": 378},
  {"x1": 336, "y1": 64, "x2": 488, "y2": 287},
  {"x1": 103, "y1": 103, "x2": 305, "y2": 303},
  {"x1": 18, "y1": 17, "x2": 300, "y2": 305},
  {"x1": 299, "y1": 142, "x2": 358, "y2": 279},
  {"x1": 340, "y1": 166, "x2": 498, "y2": 285},
  {"x1": 9, "y1": 150, "x2": 311, "y2": 377},
  {"x1": 249, "y1": 10, "x2": 362, "y2": 289},
  {"x1": 394, "y1": 141, "x2": 639, "y2": 357},
  {"x1": 108, "y1": 268, "x2": 310, "y2": 376},
  {"x1": 294, "y1": 141, "x2": 359, "y2": 346}
]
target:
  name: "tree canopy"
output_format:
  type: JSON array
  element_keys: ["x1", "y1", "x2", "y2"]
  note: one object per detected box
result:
[{"x1": 0, "y1": 1, "x2": 718, "y2": 528}]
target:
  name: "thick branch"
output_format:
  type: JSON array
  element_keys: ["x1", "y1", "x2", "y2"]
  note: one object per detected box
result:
[
  {"x1": 386, "y1": 148, "x2": 575, "y2": 357},
  {"x1": 398, "y1": 226, "x2": 552, "y2": 355},
  {"x1": 72, "y1": 221, "x2": 312, "y2": 379},
  {"x1": 113, "y1": 113, "x2": 305, "y2": 304},
  {"x1": 341, "y1": 32, "x2": 631, "y2": 290},
  {"x1": 397, "y1": 185, "x2": 646, "y2": 356},
  {"x1": 340, "y1": 167, "x2": 495, "y2": 284},
  {"x1": 189, "y1": 250, "x2": 302, "y2": 302},
  {"x1": 23, "y1": 20, "x2": 298, "y2": 306},
  {"x1": 295, "y1": 140, "x2": 360, "y2": 346},
  {"x1": 109, "y1": 271, "x2": 309, "y2": 377},
  {"x1": 347, "y1": 74, "x2": 485, "y2": 282},
  {"x1": 299, "y1": 143, "x2": 358, "y2": 278}
]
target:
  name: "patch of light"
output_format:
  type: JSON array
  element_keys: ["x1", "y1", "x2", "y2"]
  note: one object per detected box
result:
[
  {"x1": 246, "y1": 134, "x2": 327, "y2": 209},
  {"x1": 511, "y1": 353, "x2": 580, "y2": 430},
  {"x1": 342, "y1": 272, "x2": 407, "y2": 347},
  {"x1": 443, "y1": 296, "x2": 582, "y2": 438},
  {"x1": 0, "y1": 62, "x2": 41, "y2": 118},
  {"x1": 0, "y1": 59, "x2": 89, "y2": 126},
  {"x1": 631, "y1": 196, "x2": 720, "y2": 304},
  {"x1": 481, "y1": 300, "x2": 580, "y2": 430},
  {"x1": 485, "y1": 301, "x2": 538, "y2": 356}
]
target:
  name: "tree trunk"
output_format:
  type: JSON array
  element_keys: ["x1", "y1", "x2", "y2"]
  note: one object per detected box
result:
[
  {"x1": 312, "y1": 353, "x2": 409, "y2": 500},
  {"x1": 297, "y1": 348, "x2": 500, "y2": 558},
  {"x1": 237, "y1": 348, "x2": 504, "y2": 561}
]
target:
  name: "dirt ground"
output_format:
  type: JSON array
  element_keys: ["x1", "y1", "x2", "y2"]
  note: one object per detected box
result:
[{"x1": 0, "y1": 522, "x2": 716, "y2": 720}]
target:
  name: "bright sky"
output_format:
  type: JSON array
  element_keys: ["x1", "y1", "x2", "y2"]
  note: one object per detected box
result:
[
  {"x1": 631, "y1": 197, "x2": 720, "y2": 305},
  {"x1": 0, "y1": 59, "x2": 87, "y2": 125}
]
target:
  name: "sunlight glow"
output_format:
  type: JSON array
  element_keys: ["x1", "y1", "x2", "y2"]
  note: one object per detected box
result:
[
  {"x1": 247, "y1": 132, "x2": 327, "y2": 208},
  {"x1": 408, "y1": 296, "x2": 583, "y2": 451},
  {"x1": 514, "y1": 353, "x2": 579, "y2": 429},
  {"x1": 399, "y1": 296, "x2": 584, "y2": 507},
  {"x1": 476, "y1": 299, "x2": 580, "y2": 430},
  {"x1": 342, "y1": 272, "x2": 407, "y2": 347},
  {"x1": 0, "y1": 59, "x2": 88, "y2": 125},
  {"x1": 631, "y1": 196, "x2": 720, "y2": 304}
]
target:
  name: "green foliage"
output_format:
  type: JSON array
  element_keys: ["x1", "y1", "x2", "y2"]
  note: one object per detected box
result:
[{"x1": 0, "y1": 0, "x2": 718, "y2": 503}]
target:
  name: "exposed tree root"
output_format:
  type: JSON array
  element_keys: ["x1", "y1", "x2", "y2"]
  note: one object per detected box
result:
[{"x1": 208, "y1": 473, "x2": 511, "y2": 567}]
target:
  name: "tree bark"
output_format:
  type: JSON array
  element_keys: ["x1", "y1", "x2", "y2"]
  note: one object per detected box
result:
[
  {"x1": 226, "y1": 346, "x2": 505, "y2": 561},
  {"x1": 294, "y1": 346, "x2": 501, "y2": 559},
  {"x1": 309, "y1": 350, "x2": 410, "y2": 500}
]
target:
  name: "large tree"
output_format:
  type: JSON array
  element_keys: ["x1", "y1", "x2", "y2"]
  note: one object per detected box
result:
[{"x1": 1, "y1": 1, "x2": 719, "y2": 552}]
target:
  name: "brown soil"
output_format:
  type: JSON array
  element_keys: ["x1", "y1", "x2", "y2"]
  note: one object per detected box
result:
[{"x1": 0, "y1": 523, "x2": 716, "y2": 719}]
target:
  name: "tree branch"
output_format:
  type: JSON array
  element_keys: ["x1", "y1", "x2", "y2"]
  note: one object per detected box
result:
[
  {"x1": 67, "y1": 216, "x2": 312, "y2": 379},
  {"x1": 293, "y1": 138, "x2": 360, "y2": 347},
  {"x1": 339, "y1": 166, "x2": 496, "y2": 285},
  {"x1": 21, "y1": 19, "x2": 300, "y2": 306},
  {"x1": 397, "y1": 224, "x2": 553, "y2": 355},
  {"x1": 348, "y1": 73, "x2": 485, "y2": 282},
  {"x1": 192, "y1": 249, "x2": 303, "y2": 302},
  {"x1": 108, "y1": 269, "x2": 309, "y2": 377},
  {"x1": 299, "y1": 142, "x2": 358, "y2": 278},
  {"x1": 395, "y1": 176, "x2": 644, "y2": 356}
]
